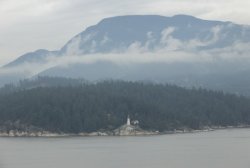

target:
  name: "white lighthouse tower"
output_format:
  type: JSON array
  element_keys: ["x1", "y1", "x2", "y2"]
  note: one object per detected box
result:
[{"x1": 126, "y1": 115, "x2": 131, "y2": 126}]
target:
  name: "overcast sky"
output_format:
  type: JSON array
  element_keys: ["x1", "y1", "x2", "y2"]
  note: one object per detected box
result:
[{"x1": 0, "y1": 0, "x2": 250, "y2": 65}]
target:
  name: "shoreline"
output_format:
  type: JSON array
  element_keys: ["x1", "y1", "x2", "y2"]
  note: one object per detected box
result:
[{"x1": 0, "y1": 125, "x2": 249, "y2": 138}]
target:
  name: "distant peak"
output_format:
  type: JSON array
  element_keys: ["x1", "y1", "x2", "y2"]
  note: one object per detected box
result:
[
  {"x1": 99, "y1": 14, "x2": 198, "y2": 21},
  {"x1": 33, "y1": 49, "x2": 50, "y2": 54},
  {"x1": 172, "y1": 14, "x2": 198, "y2": 20},
  {"x1": 97, "y1": 15, "x2": 167, "y2": 24},
  {"x1": 94, "y1": 14, "x2": 204, "y2": 27},
  {"x1": 173, "y1": 14, "x2": 195, "y2": 17}
]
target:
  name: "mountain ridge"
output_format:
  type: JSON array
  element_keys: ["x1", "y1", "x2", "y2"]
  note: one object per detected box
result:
[{"x1": 4, "y1": 14, "x2": 248, "y2": 67}]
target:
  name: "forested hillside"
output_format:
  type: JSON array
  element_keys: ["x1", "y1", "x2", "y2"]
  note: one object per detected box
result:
[{"x1": 0, "y1": 79, "x2": 250, "y2": 133}]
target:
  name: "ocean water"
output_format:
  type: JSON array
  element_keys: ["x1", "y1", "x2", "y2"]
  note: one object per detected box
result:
[{"x1": 0, "y1": 128, "x2": 250, "y2": 168}]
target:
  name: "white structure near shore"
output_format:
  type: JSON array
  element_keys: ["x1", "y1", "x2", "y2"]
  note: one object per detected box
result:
[
  {"x1": 114, "y1": 116, "x2": 156, "y2": 136},
  {"x1": 127, "y1": 115, "x2": 130, "y2": 125}
]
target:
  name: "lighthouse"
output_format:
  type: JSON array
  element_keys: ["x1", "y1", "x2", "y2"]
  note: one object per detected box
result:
[{"x1": 126, "y1": 115, "x2": 131, "y2": 126}]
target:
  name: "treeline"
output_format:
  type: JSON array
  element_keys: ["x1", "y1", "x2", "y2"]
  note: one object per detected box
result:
[
  {"x1": 0, "y1": 76, "x2": 87, "y2": 95},
  {"x1": 0, "y1": 78, "x2": 250, "y2": 133}
]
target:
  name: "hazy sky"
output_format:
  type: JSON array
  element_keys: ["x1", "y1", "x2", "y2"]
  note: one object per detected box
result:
[{"x1": 0, "y1": 0, "x2": 250, "y2": 65}]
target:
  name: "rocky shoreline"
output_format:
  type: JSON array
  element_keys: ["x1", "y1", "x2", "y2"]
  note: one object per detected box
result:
[
  {"x1": 0, "y1": 124, "x2": 159, "y2": 137},
  {"x1": 0, "y1": 130, "x2": 158, "y2": 137},
  {"x1": 0, "y1": 124, "x2": 249, "y2": 137}
]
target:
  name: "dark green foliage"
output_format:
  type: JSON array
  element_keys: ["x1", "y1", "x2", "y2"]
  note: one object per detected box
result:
[{"x1": 0, "y1": 79, "x2": 250, "y2": 133}]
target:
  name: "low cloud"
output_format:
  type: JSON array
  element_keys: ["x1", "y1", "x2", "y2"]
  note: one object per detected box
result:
[{"x1": 1, "y1": 40, "x2": 250, "y2": 77}]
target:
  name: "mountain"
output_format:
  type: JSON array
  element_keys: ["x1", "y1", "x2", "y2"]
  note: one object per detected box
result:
[
  {"x1": 4, "y1": 14, "x2": 250, "y2": 67},
  {"x1": 4, "y1": 49, "x2": 58, "y2": 68},
  {"x1": 1, "y1": 15, "x2": 250, "y2": 95},
  {"x1": 60, "y1": 15, "x2": 249, "y2": 55}
]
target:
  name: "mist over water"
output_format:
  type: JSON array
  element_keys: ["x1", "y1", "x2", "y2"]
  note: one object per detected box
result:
[{"x1": 0, "y1": 129, "x2": 250, "y2": 168}]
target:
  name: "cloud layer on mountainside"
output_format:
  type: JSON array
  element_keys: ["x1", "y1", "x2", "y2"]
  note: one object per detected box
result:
[{"x1": 1, "y1": 41, "x2": 250, "y2": 77}]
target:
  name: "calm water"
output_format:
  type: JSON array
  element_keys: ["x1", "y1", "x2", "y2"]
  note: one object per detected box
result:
[{"x1": 0, "y1": 129, "x2": 250, "y2": 168}]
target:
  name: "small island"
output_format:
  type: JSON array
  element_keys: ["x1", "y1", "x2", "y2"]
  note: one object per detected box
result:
[{"x1": 1, "y1": 78, "x2": 250, "y2": 137}]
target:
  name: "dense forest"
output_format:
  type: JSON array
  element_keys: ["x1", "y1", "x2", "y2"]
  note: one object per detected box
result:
[{"x1": 0, "y1": 77, "x2": 250, "y2": 133}]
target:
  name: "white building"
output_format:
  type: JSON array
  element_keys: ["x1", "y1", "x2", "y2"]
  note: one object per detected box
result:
[{"x1": 126, "y1": 115, "x2": 131, "y2": 126}]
